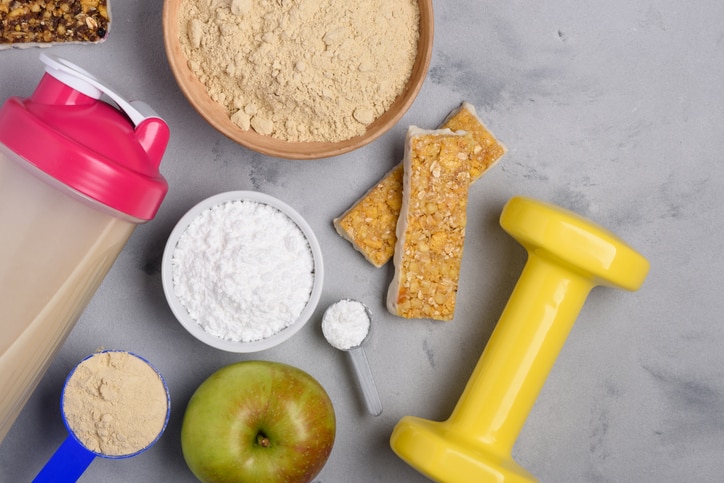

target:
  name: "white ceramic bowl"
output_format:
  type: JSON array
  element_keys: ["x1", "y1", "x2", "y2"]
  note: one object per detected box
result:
[{"x1": 161, "y1": 191, "x2": 324, "y2": 352}]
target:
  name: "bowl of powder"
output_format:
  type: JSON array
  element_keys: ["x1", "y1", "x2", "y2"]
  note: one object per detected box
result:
[
  {"x1": 162, "y1": 0, "x2": 433, "y2": 159},
  {"x1": 161, "y1": 190, "x2": 324, "y2": 352}
]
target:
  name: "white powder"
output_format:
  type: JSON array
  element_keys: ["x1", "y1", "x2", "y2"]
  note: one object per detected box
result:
[
  {"x1": 171, "y1": 199, "x2": 314, "y2": 342},
  {"x1": 322, "y1": 299, "x2": 370, "y2": 350}
]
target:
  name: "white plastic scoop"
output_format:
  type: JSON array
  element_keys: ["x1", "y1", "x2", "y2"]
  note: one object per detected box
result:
[{"x1": 322, "y1": 299, "x2": 382, "y2": 416}]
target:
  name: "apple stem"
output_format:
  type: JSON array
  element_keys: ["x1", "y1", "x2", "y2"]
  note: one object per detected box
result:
[{"x1": 257, "y1": 433, "x2": 271, "y2": 448}]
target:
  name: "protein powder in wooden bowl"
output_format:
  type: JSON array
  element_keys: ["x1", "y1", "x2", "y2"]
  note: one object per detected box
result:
[
  {"x1": 162, "y1": 0, "x2": 433, "y2": 159},
  {"x1": 161, "y1": 191, "x2": 324, "y2": 352}
]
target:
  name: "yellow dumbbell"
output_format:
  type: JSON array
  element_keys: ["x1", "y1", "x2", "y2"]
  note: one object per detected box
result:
[{"x1": 390, "y1": 196, "x2": 650, "y2": 483}]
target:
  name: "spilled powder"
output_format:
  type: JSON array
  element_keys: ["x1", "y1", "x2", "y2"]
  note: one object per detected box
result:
[
  {"x1": 62, "y1": 351, "x2": 168, "y2": 456},
  {"x1": 178, "y1": 0, "x2": 420, "y2": 142}
]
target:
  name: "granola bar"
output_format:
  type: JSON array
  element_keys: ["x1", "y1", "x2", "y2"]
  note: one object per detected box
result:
[
  {"x1": 333, "y1": 102, "x2": 505, "y2": 267},
  {"x1": 386, "y1": 127, "x2": 476, "y2": 321},
  {"x1": 1, "y1": 0, "x2": 110, "y2": 49}
]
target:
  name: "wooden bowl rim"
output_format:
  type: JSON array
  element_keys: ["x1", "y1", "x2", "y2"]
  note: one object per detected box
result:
[{"x1": 162, "y1": 0, "x2": 434, "y2": 160}]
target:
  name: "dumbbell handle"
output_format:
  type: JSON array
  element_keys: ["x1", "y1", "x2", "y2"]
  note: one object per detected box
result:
[{"x1": 448, "y1": 254, "x2": 592, "y2": 453}]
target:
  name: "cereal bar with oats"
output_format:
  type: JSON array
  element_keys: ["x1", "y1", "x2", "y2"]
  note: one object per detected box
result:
[
  {"x1": 1, "y1": 0, "x2": 110, "y2": 49},
  {"x1": 386, "y1": 127, "x2": 476, "y2": 321},
  {"x1": 333, "y1": 102, "x2": 506, "y2": 267}
]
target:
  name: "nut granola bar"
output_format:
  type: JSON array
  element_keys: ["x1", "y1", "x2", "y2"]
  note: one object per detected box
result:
[
  {"x1": 333, "y1": 102, "x2": 505, "y2": 267},
  {"x1": 1, "y1": 0, "x2": 110, "y2": 48},
  {"x1": 386, "y1": 127, "x2": 476, "y2": 321}
]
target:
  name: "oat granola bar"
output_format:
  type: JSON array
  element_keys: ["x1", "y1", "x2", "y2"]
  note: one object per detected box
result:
[
  {"x1": 1, "y1": 0, "x2": 110, "y2": 49},
  {"x1": 386, "y1": 127, "x2": 476, "y2": 321},
  {"x1": 333, "y1": 102, "x2": 505, "y2": 267}
]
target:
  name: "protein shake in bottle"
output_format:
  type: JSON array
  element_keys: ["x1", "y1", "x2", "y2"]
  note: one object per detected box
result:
[{"x1": 0, "y1": 54, "x2": 169, "y2": 442}]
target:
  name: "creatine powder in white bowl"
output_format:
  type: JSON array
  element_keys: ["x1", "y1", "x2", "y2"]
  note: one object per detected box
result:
[{"x1": 161, "y1": 191, "x2": 324, "y2": 352}]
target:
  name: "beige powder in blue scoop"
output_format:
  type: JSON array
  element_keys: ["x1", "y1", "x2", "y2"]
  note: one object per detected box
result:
[{"x1": 62, "y1": 351, "x2": 168, "y2": 456}]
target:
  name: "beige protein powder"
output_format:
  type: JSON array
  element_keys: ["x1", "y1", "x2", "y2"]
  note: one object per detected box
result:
[
  {"x1": 62, "y1": 351, "x2": 169, "y2": 456},
  {"x1": 178, "y1": 0, "x2": 420, "y2": 143}
]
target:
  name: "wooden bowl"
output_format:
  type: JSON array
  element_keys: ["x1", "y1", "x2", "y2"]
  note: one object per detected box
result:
[{"x1": 162, "y1": 0, "x2": 433, "y2": 160}]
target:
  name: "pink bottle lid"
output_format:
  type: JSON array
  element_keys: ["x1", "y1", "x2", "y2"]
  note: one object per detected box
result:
[{"x1": 0, "y1": 55, "x2": 169, "y2": 221}]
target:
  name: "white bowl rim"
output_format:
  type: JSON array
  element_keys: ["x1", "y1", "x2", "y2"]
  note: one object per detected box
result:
[{"x1": 161, "y1": 190, "x2": 324, "y2": 353}]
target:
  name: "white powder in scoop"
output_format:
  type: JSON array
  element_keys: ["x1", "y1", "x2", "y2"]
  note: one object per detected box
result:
[
  {"x1": 322, "y1": 299, "x2": 370, "y2": 350},
  {"x1": 171, "y1": 200, "x2": 314, "y2": 342}
]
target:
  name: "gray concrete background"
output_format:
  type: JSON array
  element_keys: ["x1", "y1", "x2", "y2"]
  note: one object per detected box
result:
[{"x1": 1, "y1": 1, "x2": 723, "y2": 481}]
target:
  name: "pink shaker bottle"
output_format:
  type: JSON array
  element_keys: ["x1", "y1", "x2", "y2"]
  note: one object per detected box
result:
[{"x1": 0, "y1": 54, "x2": 169, "y2": 442}]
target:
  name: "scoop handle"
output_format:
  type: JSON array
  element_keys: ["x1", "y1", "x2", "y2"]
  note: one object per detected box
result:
[
  {"x1": 33, "y1": 435, "x2": 95, "y2": 482},
  {"x1": 348, "y1": 346, "x2": 383, "y2": 416}
]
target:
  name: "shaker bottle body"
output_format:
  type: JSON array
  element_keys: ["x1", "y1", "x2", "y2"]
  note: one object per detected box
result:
[
  {"x1": 0, "y1": 54, "x2": 169, "y2": 444},
  {"x1": 0, "y1": 143, "x2": 137, "y2": 442}
]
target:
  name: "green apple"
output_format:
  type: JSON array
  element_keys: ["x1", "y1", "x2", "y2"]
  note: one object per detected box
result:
[{"x1": 181, "y1": 360, "x2": 336, "y2": 483}]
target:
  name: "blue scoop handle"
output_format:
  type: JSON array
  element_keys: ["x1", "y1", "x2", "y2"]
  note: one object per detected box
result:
[{"x1": 33, "y1": 435, "x2": 96, "y2": 482}]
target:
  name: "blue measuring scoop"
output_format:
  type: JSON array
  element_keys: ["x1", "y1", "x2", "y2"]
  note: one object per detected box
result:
[{"x1": 32, "y1": 350, "x2": 171, "y2": 482}]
